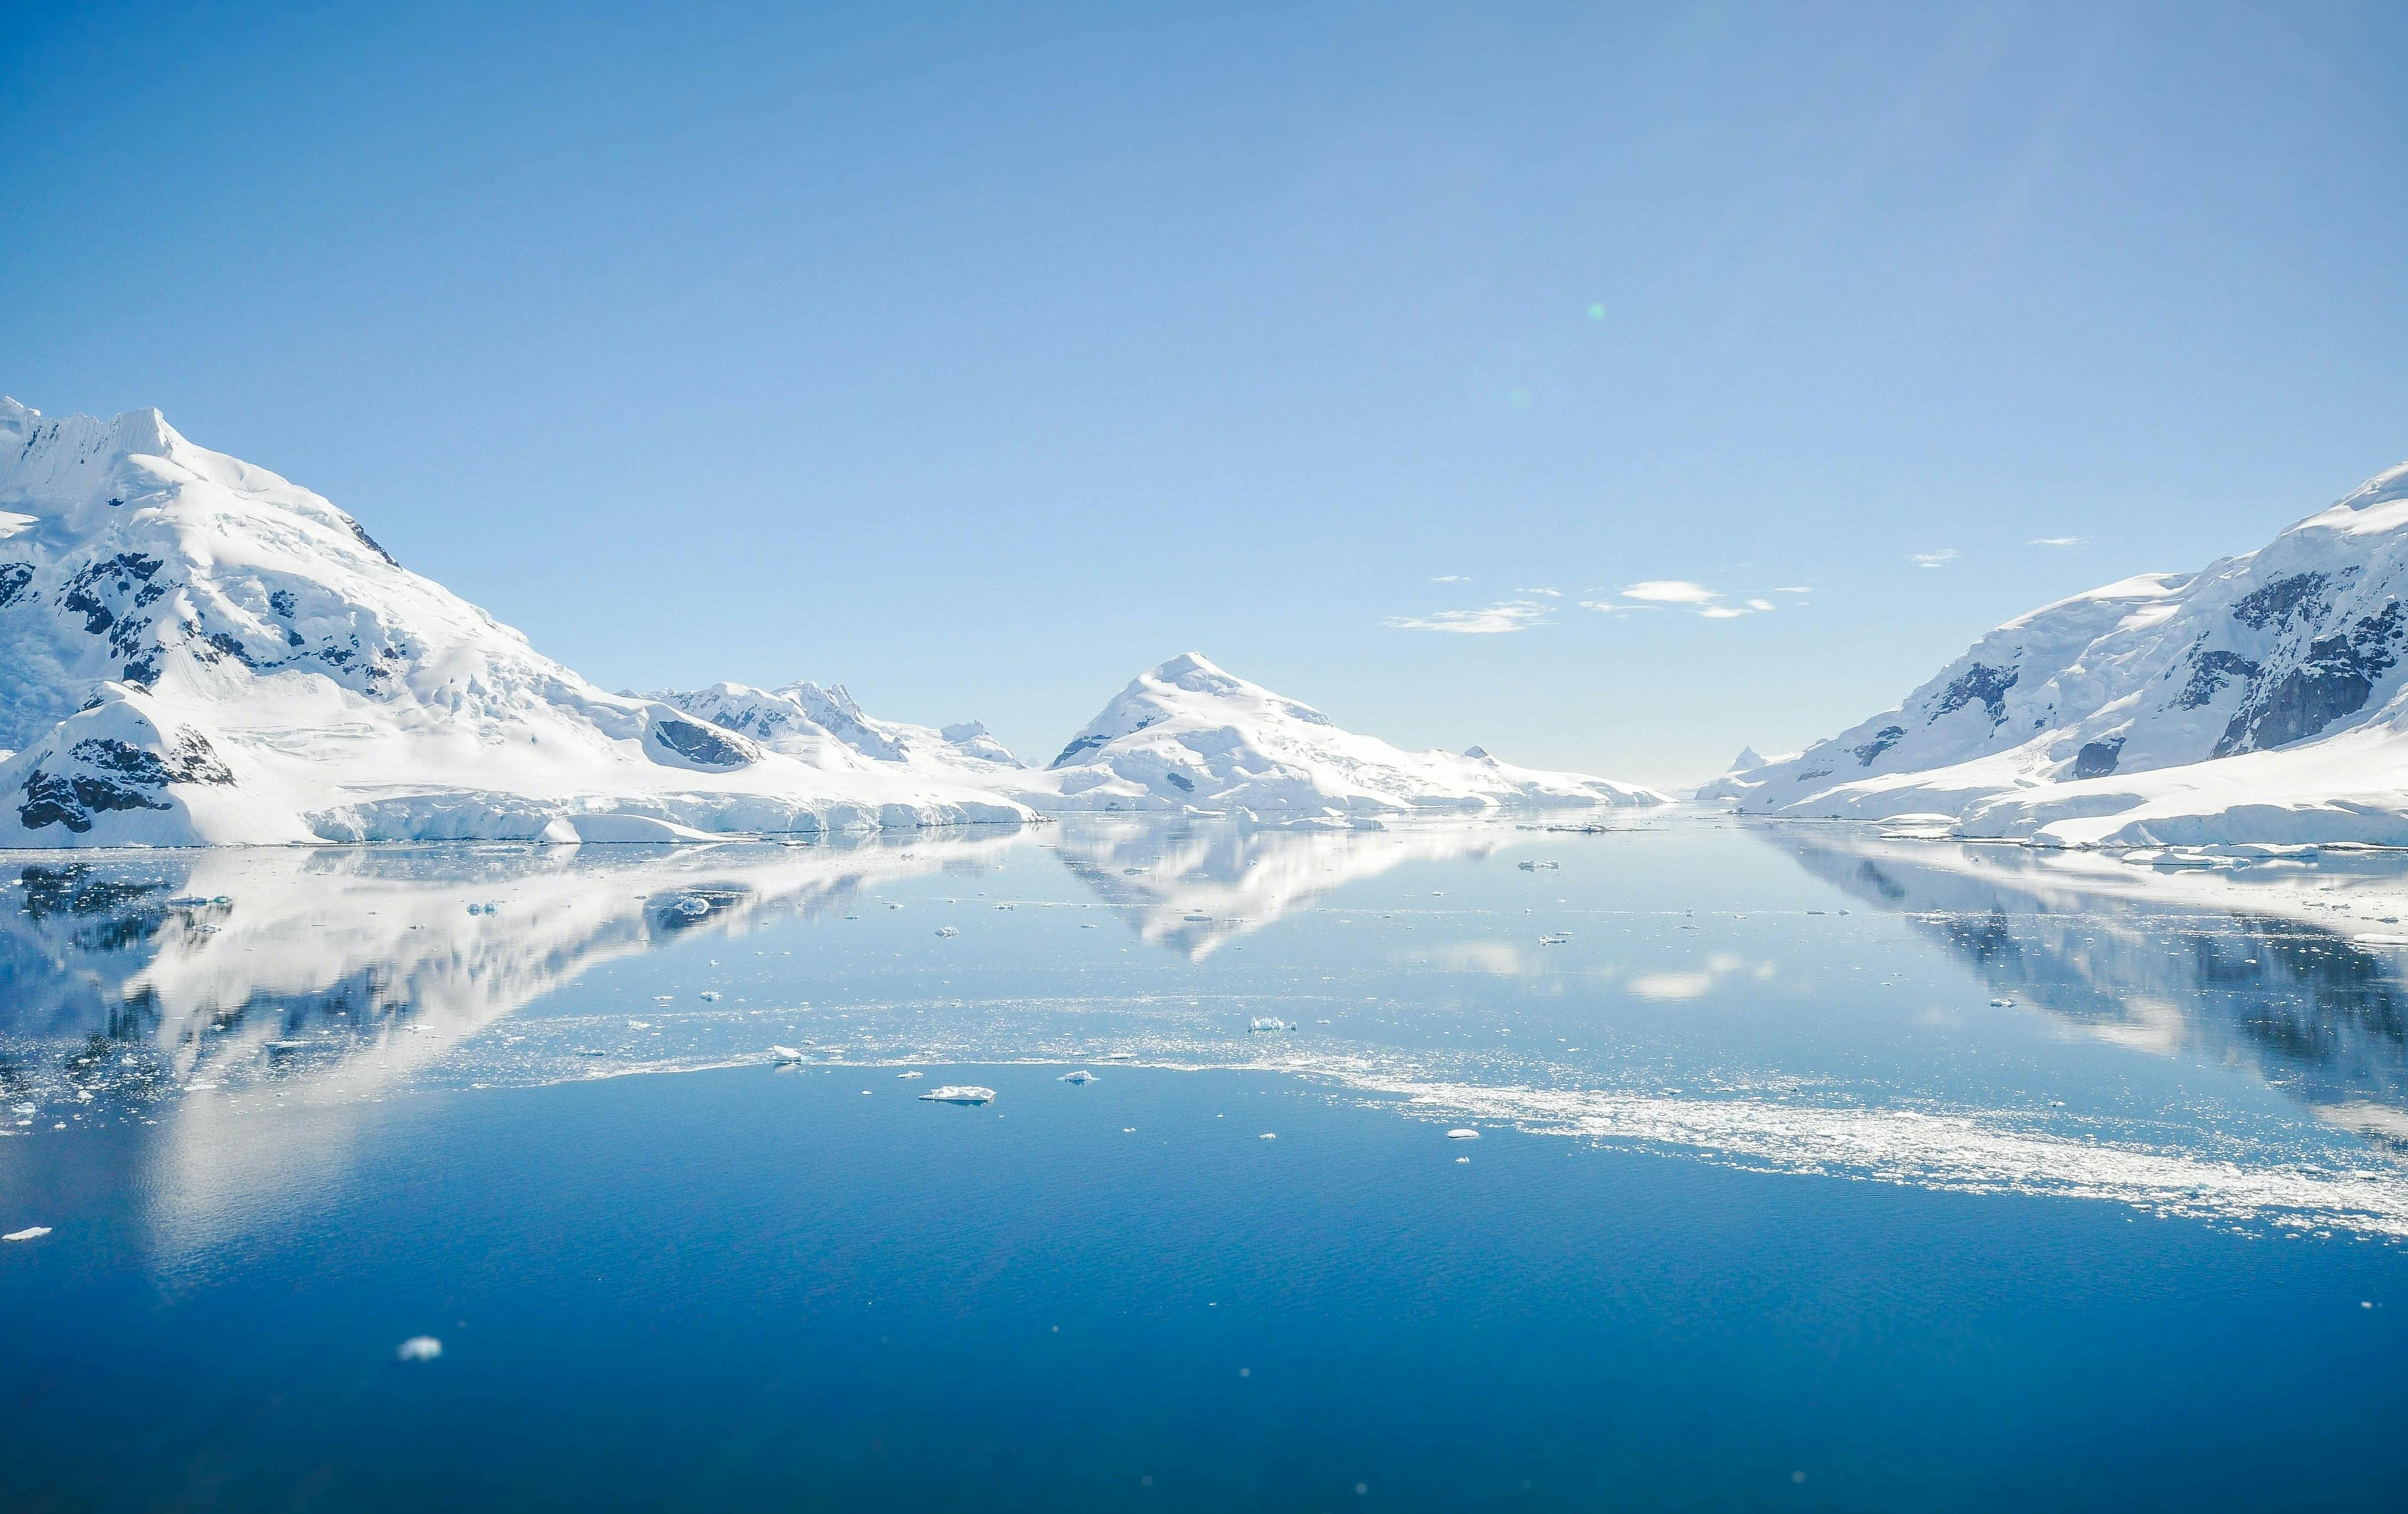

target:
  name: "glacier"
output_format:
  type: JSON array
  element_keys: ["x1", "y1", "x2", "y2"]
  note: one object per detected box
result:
[{"x1": 1716, "y1": 459, "x2": 2408, "y2": 845}]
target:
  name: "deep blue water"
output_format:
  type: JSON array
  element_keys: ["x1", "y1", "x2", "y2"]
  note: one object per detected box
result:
[{"x1": 4, "y1": 818, "x2": 2406, "y2": 1509}]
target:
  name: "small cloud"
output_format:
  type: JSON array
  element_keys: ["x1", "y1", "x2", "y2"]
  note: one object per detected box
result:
[
  {"x1": 1909, "y1": 549, "x2": 1960, "y2": 570},
  {"x1": 1622, "y1": 580, "x2": 1719, "y2": 605},
  {"x1": 2029, "y1": 536, "x2": 2087, "y2": 548},
  {"x1": 1516, "y1": 586, "x2": 1562, "y2": 597},
  {"x1": 1385, "y1": 600, "x2": 1552, "y2": 634},
  {"x1": 1698, "y1": 606, "x2": 1747, "y2": 619},
  {"x1": 1431, "y1": 574, "x2": 1471, "y2": 583},
  {"x1": 1745, "y1": 598, "x2": 1776, "y2": 612},
  {"x1": 1579, "y1": 599, "x2": 1646, "y2": 614},
  {"x1": 1772, "y1": 585, "x2": 1812, "y2": 594}
]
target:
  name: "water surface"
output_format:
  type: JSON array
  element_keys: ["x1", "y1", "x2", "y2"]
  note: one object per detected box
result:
[{"x1": 4, "y1": 816, "x2": 2404, "y2": 1509}]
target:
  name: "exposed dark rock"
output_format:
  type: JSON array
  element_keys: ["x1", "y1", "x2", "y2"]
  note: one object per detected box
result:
[
  {"x1": 2177, "y1": 649, "x2": 2259, "y2": 709},
  {"x1": 203, "y1": 631, "x2": 257, "y2": 668},
  {"x1": 1852, "y1": 725, "x2": 1906, "y2": 767},
  {"x1": 268, "y1": 589, "x2": 297, "y2": 618},
  {"x1": 19, "y1": 772, "x2": 94, "y2": 832},
  {"x1": 2231, "y1": 572, "x2": 2327, "y2": 631},
  {"x1": 2073, "y1": 737, "x2": 2124, "y2": 779},
  {"x1": 1935, "y1": 663, "x2": 2018, "y2": 726},
  {"x1": 342, "y1": 514, "x2": 401, "y2": 568},
  {"x1": 653, "y1": 717, "x2": 752, "y2": 768},
  {"x1": 0, "y1": 562, "x2": 32, "y2": 610},
  {"x1": 2217, "y1": 600, "x2": 2406, "y2": 755},
  {"x1": 60, "y1": 552, "x2": 163, "y2": 634},
  {"x1": 1162, "y1": 769, "x2": 1196, "y2": 792}
]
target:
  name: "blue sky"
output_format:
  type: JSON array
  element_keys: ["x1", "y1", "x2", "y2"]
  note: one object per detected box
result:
[{"x1": 6, "y1": 1, "x2": 2406, "y2": 785}]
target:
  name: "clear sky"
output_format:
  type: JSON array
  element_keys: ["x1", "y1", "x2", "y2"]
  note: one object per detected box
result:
[{"x1": 6, "y1": 1, "x2": 2406, "y2": 786}]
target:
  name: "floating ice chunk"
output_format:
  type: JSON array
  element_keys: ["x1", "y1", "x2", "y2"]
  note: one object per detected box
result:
[
  {"x1": 1538, "y1": 933, "x2": 1573, "y2": 946},
  {"x1": 1455, "y1": 1156, "x2": 1470, "y2": 1164},
  {"x1": 626, "y1": 1020, "x2": 653, "y2": 1030},
  {"x1": 4, "y1": 1226, "x2": 51, "y2": 1242},
  {"x1": 1989, "y1": 998, "x2": 2015, "y2": 1008},
  {"x1": 886, "y1": 902, "x2": 904, "y2": 910},
  {"x1": 1248, "y1": 1016, "x2": 1291, "y2": 1033},
  {"x1": 1447, "y1": 1128, "x2": 1480, "y2": 1140},
  {"x1": 1259, "y1": 1133, "x2": 1277, "y2": 1140},
  {"x1": 652, "y1": 995, "x2": 674, "y2": 1003},
  {"x1": 395, "y1": 1336, "x2": 443, "y2": 1362},
  {"x1": 919, "y1": 1085, "x2": 995, "y2": 1105},
  {"x1": 897, "y1": 1071, "x2": 923, "y2": 1079},
  {"x1": 673, "y1": 896, "x2": 711, "y2": 918},
  {"x1": 768, "y1": 1045, "x2": 806, "y2": 1062},
  {"x1": 1059, "y1": 1070, "x2": 1097, "y2": 1084},
  {"x1": 936, "y1": 927, "x2": 960, "y2": 938},
  {"x1": 698, "y1": 991, "x2": 721, "y2": 1002}
]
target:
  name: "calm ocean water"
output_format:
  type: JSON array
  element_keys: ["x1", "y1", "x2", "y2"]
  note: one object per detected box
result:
[{"x1": 4, "y1": 815, "x2": 2404, "y2": 1509}]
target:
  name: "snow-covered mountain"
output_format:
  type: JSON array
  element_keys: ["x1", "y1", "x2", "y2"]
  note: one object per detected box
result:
[
  {"x1": 1017, "y1": 653, "x2": 1668, "y2": 821},
  {"x1": 655, "y1": 679, "x2": 1022, "y2": 784},
  {"x1": 1722, "y1": 460, "x2": 2408, "y2": 845},
  {"x1": 0, "y1": 399, "x2": 1029, "y2": 845}
]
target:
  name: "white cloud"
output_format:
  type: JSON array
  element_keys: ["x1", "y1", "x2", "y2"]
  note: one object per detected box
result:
[
  {"x1": 1621, "y1": 580, "x2": 1720, "y2": 604},
  {"x1": 1579, "y1": 599, "x2": 1645, "y2": 614},
  {"x1": 1909, "y1": 549, "x2": 1960, "y2": 569},
  {"x1": 2028, "y1": 536, "x2": 2087, "y2": 548},
  {"x1": 1385, "y1": 600, "x2": 1553, "y2": 634},
  {"x1": 1772, "y1": 585, "x2": 1812, "y2": 594},
  {"x1": 1516, "y1": 586, "x2": 1562, "y2": 597},
  {"x1": 1431, "y1": 574, "x2": 1471, "y2": 582},
  {"x1": 1604, "y1": 579, "x2": 1782, "y2": 619}
]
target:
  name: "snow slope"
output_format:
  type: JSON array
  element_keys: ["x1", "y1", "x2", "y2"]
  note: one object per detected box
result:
[
  {"x1": 656, "y1": 679, "x2": 1022, "y2": 786},
  {"x1": 1722, "y1": 461, "x2": 2408, "y2": 845},
  {"x1": 0, "y1": 399, "x2": 1029, "y2": 845},
  {"x1": 1017, "y1": 653, "x2": 1669, "y2": 821}
]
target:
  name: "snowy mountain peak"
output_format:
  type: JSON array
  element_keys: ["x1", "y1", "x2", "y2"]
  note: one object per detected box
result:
[
  {"x1": 0, "y1": 401, "x2": 1028, "y2": 844},
  {"x1": 1030, "y1": 652, "x2": 1666, "y2": 819},
  {"x1": 1732, "y1": 455, "x2": 2408, "y2": 845}
]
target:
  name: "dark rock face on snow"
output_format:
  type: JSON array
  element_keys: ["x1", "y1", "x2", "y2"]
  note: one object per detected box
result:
[
  {"x1": 650, "y1": 717, "x2": 756, "y2": 770},
  {"x1": 1715, "y1": 458, "x2": 2408, "y2": 837},
  {"x1": 19, "y1": 727, "x2": 236, "y2": 834}
]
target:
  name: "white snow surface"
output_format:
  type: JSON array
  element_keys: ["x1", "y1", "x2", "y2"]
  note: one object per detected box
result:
[
  {"x1": 654, "y1": 679, "x2": 1022, "y2": 783},
  {"x1": 0, "y1": 399, "x2": 1031, "y2": 845},
  {"x1": 1011, "y1": 653, "x2": 1668, "y2": 822},
  {"x1": 1722, "y1": 460, "x2": 2408, "y2": 844}
]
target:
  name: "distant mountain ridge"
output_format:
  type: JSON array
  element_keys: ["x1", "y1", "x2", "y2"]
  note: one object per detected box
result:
[
  {"x1": 1716, "y1": 460, "x2": 2408, "y2": 845},
  {"x1": 1009, "y1": 652, "x2": 1669, "y2": 820},
  {"x1": 2, "y1": 400, "x2": 1658, "y2": 846}
]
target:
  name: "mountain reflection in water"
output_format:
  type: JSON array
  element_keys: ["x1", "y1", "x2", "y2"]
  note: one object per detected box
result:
[{"x1": 1778, "y1": 831, "x2": 2408, "y2": 1143}]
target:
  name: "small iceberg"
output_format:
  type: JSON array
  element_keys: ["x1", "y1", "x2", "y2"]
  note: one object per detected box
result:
[
  {"x1": 698, "y1": 990, "x2": 722, "y2": 1002},
  {"x1": 897, "y1": 1071, "x2": 923, "y2": 1079},
  {"x1": 1248, "y1": 1017, "x2": 1291, "y2": 1033},
  {"x1": 1446, "y1": 1128, "x2": 1480, "y2": 1140},
  {"x1": 673, "y1": 896, "x2": 711, "y2": 918},
  {"x1": 1258, "y1": 1132, "x2": 1277, "y2": 1140},
  {"x1": 768, "y1": 1045, "x2": 806, "y2": 1062},
  {"x1": 1538, "y1": 933, "x2": 1573, "y2": 946},
  {"x1": 936, "y1": 926, "x2": 960, "y2": 939},
  {"x1": 395, "y1": 1336, "x2": 443, "y2": 1362},
  {"x1": 1059, "y1": 1069, "x2": 1097, "y2": 1084},
  {"x1": 4, "y1": 1226, "x2": 52, "y2": 1243},
  {"x1": 919, "y1": 1085, "x2": 996, "y2": 1105}
]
